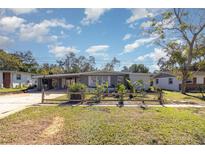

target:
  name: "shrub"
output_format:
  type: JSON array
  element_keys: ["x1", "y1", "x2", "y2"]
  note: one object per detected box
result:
[
  {"x1": 68, "y1": 83, "x2": 87, "y2": 92},
  {"x1": 126, "y1": 79, "x2": 135, "y2": 93},
  {"x1": 117, "y1": 84, "x2": 126, "y2": 94},
  {"x1": 92, "y1": 82, "x2": 105, "y2": 103},
  {"x1": 104, "y1": 81, "x2": 109, "y2": 93}
]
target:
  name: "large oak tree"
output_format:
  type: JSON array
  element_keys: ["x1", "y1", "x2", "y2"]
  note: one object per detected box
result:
[{"x1": 145, "y1": 9, "x2": 205, "y2": 93}]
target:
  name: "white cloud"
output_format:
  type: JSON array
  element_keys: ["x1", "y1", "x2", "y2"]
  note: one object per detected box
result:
[
  {"x1": 126, "y1": 9, "x2": 153, "y2": 24},
  {"x1": 0, "y1": 16, "x2": 25, "y2": 32},
  {"x1": 140, "y1": 21, "x2": 153, "y2": 28},
  {"x1": 122, "y1": 33, "x2": 132, "y2": 41},
  {"x1": 19, "y1": 19, "x2": 74, "y2": 43},
  {"x1": 149, "y1": 64, "x2": 160, "y2": 71},
  {"x1": 0, "y1": 35, "x2": 13, "y2": 47},
  {"x1": 8, "y1": 8, "x2": 37, "y2": 15},
  {"x1": 127, "y1": 9, "x2": 165, "y2": 28},
  {"x1": 49, "y1": 45, "x2": 79, "y2": 58},
  {"x1": 81, "y1": 8, "x2": 110, "y2": 25},
  {"x1": 76, "y1": 26, "x2": 82, "y2": 34},
  {"x1": 86, "y1": 45, "x2": 109, "y2": 53},
  {"x1": 135, "y1": 48, "x2": 168, "y2": 72},
  {"x1": 135, "y1": 48, "x2": 167, "y2": 62},
  {"x1": 122, "y1": 37, "x2": 156, "y2": 54},
  {"x1": 86, "y1": 45, "x2": 109, "y2": 57}
]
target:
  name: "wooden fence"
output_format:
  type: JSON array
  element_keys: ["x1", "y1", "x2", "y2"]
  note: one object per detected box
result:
[{"x1": 42, "y1": 90, "x2": 164, "y2": 105}]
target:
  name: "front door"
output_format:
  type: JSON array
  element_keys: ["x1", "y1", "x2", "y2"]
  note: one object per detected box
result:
[
  {"x1": 3, "y1": 72, "x2": 11, "y2": 88},
  {"x1": 193, "y1": 77, "x2": 197, "y2": 84}
]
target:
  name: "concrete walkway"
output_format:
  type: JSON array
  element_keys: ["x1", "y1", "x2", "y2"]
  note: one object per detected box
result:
[{"x1": 0, "y1": 91, "x2": 65, "y2": 119}]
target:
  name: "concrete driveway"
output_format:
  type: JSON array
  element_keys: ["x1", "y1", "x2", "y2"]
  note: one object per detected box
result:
[{"x1": 0, "y1": 90, "x2": 65, "y2": 118}]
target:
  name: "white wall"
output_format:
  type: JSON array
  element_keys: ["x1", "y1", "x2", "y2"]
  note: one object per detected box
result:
[
  {"x1": 153, "y1": 77, "x2": 181, "y2": 91},
  {"x1": 129, "y1": 73, "x2": 151, "y2": 90},
  {"x1": 11, "y1": 72, "x2": 35, "y2": 88},
  {"x1": 0, "y1": 72, "x2": 3, "y2": 88},
  {"x1": 195, "y1": 75, "x2": 205, "y2": 84}
]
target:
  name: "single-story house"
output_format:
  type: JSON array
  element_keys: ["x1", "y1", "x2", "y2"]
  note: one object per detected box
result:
[
  {"x1": 153, "y1": 72, "x2": 205, "y2": 91},
  {"x1": 33, "y1": 71, "x2": 151, "y2": 91},
  {"x1": 0, "y1": 70, "x2": 37, "y2": 88}
]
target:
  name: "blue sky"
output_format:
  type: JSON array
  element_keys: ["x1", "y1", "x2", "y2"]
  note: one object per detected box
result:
[{"x1": 0, "y1": 8, "x2": 167, "y2": 72}]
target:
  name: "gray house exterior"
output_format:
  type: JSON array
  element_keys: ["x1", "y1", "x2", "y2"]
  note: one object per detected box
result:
[{"x1": 33, "y1": 71, "x2": 151, "y2": 91}]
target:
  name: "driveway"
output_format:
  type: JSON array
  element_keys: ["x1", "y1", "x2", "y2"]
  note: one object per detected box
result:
[{"x1": 0, "y1": 90, "x2": 65, "y2": 118}]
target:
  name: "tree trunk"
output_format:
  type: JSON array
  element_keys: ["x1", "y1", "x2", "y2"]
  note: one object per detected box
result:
[{"x1": 181, "y1": 71, "x2": 188, "y2": 94}]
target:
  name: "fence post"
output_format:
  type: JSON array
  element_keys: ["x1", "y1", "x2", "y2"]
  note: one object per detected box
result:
[
  {"x1": 159, "y1": 90, "x2": 164, "y2": 105},
  {"x1": 67, "y1": 87, "x2": 70, "y2": 101},
  {"x1": 41, "y1": 85, "x2": 45, "y2": 103},
  {"x1": 81, "y1": 91, "x2": 84, "y2": 104}
]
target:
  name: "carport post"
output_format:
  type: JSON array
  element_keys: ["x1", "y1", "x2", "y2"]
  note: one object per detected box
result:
[{"x1": 41, "y1": 76, "x2": 45, "y2": 103}]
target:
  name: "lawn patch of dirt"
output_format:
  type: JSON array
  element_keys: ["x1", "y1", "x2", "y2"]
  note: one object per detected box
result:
[
  {"x1": 0, "y1": 117, "x2": 53, "y2": 144},
  {"x1": 41, "y1": 116, "x2": 64, "y2": 137}
]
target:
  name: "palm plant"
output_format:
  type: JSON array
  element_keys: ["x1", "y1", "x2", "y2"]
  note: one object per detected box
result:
[
  {"x1": 117, "y1": 84, "x2": 126, "y2": 106},
  {"x1": 94, "y1": 82, "x2": 104, "y2": 103},
  {"x1": 126, "y1": 79, "x2": 135, "y2": 99}
]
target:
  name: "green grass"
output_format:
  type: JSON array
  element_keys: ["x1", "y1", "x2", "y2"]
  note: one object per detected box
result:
[
  {"x1": 0, "y1": 87, "x2": 27, "y2": 93},
  {"x1": 163, "y1": 90, "x2": 205, "y2": 104},
  {"x1": 1, "y1": 106, "x2": 205, "y2": 144}
]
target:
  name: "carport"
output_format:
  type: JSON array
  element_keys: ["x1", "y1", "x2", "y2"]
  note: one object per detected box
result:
[{"x1": 33, "y1": 73, "x2": 80, "y2": 90}]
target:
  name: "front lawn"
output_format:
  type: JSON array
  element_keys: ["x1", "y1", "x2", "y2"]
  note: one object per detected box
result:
[
  {"x1": 1, "y1": 106, "x2": 205, "y2": 144},
  {"x1": 163, "y1": 90, "x2": 205, "y2": 104},
  {"x1": 0, "y1": 87, "x2": 27, "y2": 93}
]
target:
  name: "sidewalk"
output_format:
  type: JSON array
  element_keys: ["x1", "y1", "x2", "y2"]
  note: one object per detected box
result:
[{"x1": 37, "y1": 103, "x2": 205, "y2": 108}]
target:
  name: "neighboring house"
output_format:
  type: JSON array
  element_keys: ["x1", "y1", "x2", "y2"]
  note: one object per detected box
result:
[
  {"x1": 129, "y1": 73, "x2": 152, "y2": 90},
  {"x1": 153, "y1": 72, "x2": 205, "y2": 91},
  {"x1": 0, "y1": 70, "x2": 37, "y2": 88},
  {"x1": 33, "y1": 71, "x2": 151, "y2": 91}
]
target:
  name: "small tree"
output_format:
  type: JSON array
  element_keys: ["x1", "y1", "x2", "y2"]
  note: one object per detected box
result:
[
  {"x1": 126, "y1": 79, "x2": 136, "y2": 99},
  {"x1": 103, "y1": 81, "x2": 109, "y2": 96},
  {"x1": 94, "y1": 82, "x2": 104, "y2": 103},
  {"x1": 117, "y1": 84, "x2": 126, "y2": 106}
]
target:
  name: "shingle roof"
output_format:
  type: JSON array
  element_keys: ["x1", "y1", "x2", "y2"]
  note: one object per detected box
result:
[
  {"x1": 153, "y1": 72, "x2": 176, "y2": 78},
  {"x1": 32, "y1": 71, "x2": 127, "y2": 79},
  {"x1": 32, "y1": 71, "x2": 151, "y2": 79}
]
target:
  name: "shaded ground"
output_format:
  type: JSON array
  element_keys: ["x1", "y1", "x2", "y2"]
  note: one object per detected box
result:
[
  {"x1": 0, "y1": 87, "x2": 27, "y2": 93},
  {"x1": 1, "y1": 106, "x2": 205, "y2": 144}
]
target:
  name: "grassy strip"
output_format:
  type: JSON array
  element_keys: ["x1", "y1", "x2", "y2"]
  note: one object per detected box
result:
[{"x1": 0, "y1": 88, "x2": 27, "y2": 93}]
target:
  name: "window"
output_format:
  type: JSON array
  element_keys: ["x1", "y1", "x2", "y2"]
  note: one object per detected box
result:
[
  {"x1": 16, "y1": 74, "x2": 21, "y2": 80},
  {"x1": 155, "y1": 79, "x2": 159, "y2": 84},
  {"x1": 117, "y1": 76, "x2": 123, "y2": 84},
  {"x1": 186, "y1": 80, "x2": 192, "y2": 84},
  {"x1": 168, "y1": 78, "x2": 173, "y2": 84},
  {"x1": 89, "y1": 76, "x2": 110, "y2": 87}
]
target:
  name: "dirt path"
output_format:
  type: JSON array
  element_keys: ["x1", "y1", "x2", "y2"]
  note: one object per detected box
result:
[{"x1": 41, "y1": 116, "x2": 64, "y2": 137}]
